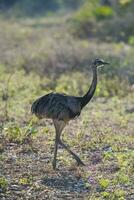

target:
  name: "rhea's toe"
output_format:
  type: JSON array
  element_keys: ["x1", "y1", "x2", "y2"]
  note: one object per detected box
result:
[
  {"x1": 76, "y1": 158, "x2": 85, "y2": 166},
  {"x1": 77, "y1": 161, "x2": 85, "y2": 166},
  {"x1": 77, "y1": 159, "x2": 85, "y2": 166}
]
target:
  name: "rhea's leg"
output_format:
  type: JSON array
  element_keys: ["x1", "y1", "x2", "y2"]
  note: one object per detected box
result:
[
  {"x1": 58, "y1": 139, "x2": 85, "y2": 166},
  {"x1": 52, "y1": 120, "x2": 66, "y2": 170},
  {"x1": 52, "y1": 133, "x2": 58, "y2": 170}
]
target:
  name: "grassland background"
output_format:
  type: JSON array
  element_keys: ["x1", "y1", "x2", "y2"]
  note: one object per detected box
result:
[{"x1": 0, "y1": 0, "x2": 134, "y2": 199}]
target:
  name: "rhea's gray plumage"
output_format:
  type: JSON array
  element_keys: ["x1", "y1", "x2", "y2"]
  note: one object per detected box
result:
[
  {"x1": 31, "y1": 58, "x2": 109, "y2": 169},
  {"x1": 31, "y1": 93, "x2": 81, "y2": 120}
]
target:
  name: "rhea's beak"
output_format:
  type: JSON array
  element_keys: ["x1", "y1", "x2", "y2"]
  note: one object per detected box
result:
[
  {"x1": 98, "y1": 61, "x2": 110, "y2": 68},
  {"x1": 102, "y1": 61, "x2": 110, "y2": 65},
  {"x1": 100, "y1": 61, "x2": 110, "y2": 68}
]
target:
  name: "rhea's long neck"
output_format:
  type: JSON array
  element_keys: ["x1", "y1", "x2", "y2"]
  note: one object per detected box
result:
[{"x1": 80, "y1": 67, "x2": 97, "y2": 109}]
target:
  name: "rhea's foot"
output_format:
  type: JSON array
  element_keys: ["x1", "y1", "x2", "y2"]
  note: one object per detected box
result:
[{"x1": 75, "y1": 157, "x2": 85, "y2": 166}]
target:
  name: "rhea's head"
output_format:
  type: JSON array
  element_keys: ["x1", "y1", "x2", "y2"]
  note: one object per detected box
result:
[{"x1": 92, "y1": 58, "x2": 109, "y2": 69}]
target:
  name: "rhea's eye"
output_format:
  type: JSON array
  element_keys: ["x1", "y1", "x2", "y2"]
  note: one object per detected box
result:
[{"x1": 97, "y1": 61, "x2": 101, "y2": 65}]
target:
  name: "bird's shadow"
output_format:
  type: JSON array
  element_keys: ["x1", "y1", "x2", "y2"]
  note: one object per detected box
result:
[{"x1": 42, "y1": 170, "x2": 88, "y2": 193}]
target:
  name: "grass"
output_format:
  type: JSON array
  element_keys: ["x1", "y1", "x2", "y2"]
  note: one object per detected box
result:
[
  {"x1": 0, "y1": 14, "x2": 134, "y2": 200},
  {"x1": 1, "y1": 94, "x2": 134, "y2": 199}
]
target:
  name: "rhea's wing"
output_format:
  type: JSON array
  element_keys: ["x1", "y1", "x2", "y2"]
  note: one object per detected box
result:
[
  {"x1": 31, "y1": 93, "x2": 70, "y2": 120},
  {"x1": 31, "y1": 93, "x2": 51, "y2": 115}
]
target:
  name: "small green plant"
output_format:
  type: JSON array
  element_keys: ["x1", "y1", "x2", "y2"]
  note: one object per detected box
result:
[
  {"x1": 0, "y1": 177, "x2": 8, "y2": 191},
  {"x1": 99, "y1": 178, "x2": 110, "y2": 190},
  {"x1": 4, "y1": 123, "x2": 22, "y2": 143},
  {"x1": 101, "y1": 191, "x2": 110, "y2": 199},
  {"x1": 113, "y1": 189, "x2": 126, "y2": 199},
  {"x1": 103, "y1": 151, "x2": 114, "y2": 160},
  {"x1": 4, "y1": 122, "x2": 28, "y2": 143},
  {"x1": 19, "y1": 177, "x2": 32, "y2": 186},
  {"x1": 94, "y1": 6, "x2": 113, "y2": 20},
  {"x1": 116, "y1": 173, "x2": 130, "y2": 184},
  {"x1": 73, "y1": 0, "x2": 98, "y2": 24}
]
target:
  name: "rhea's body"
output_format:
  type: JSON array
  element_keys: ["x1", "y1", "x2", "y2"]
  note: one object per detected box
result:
[{"x1": 31, "y1": 93, "x2": 81, "y2": 121}]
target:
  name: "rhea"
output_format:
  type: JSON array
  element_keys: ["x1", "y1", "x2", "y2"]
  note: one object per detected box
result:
[{"x1": 31, "y1": 58, "x2": 109, "y2": 169}]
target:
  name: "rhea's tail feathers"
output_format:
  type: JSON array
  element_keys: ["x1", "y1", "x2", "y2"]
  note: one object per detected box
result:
[
  {"x1": 31, "y1": 93, "x2": 52, "y2": 115},
  {"x1": 31, "y1": 99, "x2": 38, "y2": 114}
]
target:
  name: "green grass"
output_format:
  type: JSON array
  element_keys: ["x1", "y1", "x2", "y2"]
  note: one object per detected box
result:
[{"x1": 0, "y1": 177, "x2": 8, "y2": 191}]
